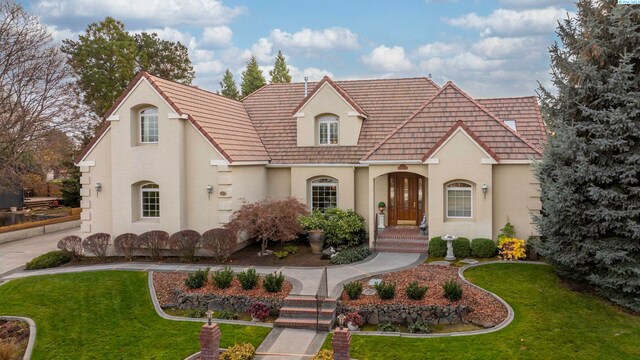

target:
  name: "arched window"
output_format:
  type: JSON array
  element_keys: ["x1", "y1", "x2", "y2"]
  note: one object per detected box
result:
[
  {"x1": 139, "y1": 107, "x2": 158, "y2": 143},
  {"x1": 141, "y1": 183, "x2": 160, "y2": 218},
  {"x1": 446, "y1": 182, "x2": 472, "y2": 218},
  {"x1": 318, "y1": 115, "x2": 339, "y2": 145},
  {"x1": 310, "y1": 177, "x2": 338, "y2": 210}
]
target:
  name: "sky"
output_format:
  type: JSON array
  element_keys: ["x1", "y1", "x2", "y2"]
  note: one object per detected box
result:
[{"x1": 22, "y1": 0, "x2": 576, "y2": 98}]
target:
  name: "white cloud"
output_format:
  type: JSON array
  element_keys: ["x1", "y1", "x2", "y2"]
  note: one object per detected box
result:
[
  {"x1": 201, "y1": 26, "x2": 233, "y2": 47},
  {"x1": 195, "y1": 60, "x2": 225, "y2": 75},
  {"x1": 131, "y1": 27, "x2": 196, "y2": 48},
  {"x1": 250, "y1": 38, "x2": 274, "y2": 63},
  {"x1": 287, "y1": 66, "x2": 334, "y2": 82},
  {"x1": 270, "y1": 27, "x2": 359, "y2": 50},
  {"x1": 472, "y1": 36, "x2": 546, "y2": 59},
  {"x1": 362, "y1": 45, "x2": 414, "y2": 72},
  {"x1": 34, "y1": 0, "x2": 246, "y2": 27},
  {"x1": 46, "y1": 25, "x2": 79, "y2": 42},
  {"x1": 498, "y1": 0, "x2": 574, "y2": 8},
  {"x1": 416, "y1": 41, "x2": 461, "y2": 58},
  {"x1": 446, "y1": 6, "x2": 572, "y2": 36}
]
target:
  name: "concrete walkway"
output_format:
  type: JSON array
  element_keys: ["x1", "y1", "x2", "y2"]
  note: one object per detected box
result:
[{"x1": 0, "y1": 227, "x2": 80, "y2": 277}]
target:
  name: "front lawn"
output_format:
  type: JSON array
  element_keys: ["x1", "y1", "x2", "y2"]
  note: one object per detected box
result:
[
  {"x1": 324, "y1": 263, "x2": 640, "y2": 359},
  {"x1": 0, "y1": 271, "x2": 271, "y2": 359}
]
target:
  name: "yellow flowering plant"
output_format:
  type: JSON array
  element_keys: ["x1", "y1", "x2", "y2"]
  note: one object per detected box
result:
[{"x1": 498, "y1": 237, "x2": 526, "y2": 260}]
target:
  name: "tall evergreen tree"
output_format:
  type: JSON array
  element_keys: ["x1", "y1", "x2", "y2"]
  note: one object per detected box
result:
[
  {"x1": 269, "y1": 50, "x2": 292, "y2": 83},
  {"x1": 220, "y1": 69, "x2": 240, "y2": 100},
  {"x1": 134, "y1": 32, "x2": 194, "y2": 84},
  {"x1": 240, "y1": 56, "x2": 266, "y2": 97},
  {"x1": 536, "y1": 0, "x2": 640, "y2": 311}
]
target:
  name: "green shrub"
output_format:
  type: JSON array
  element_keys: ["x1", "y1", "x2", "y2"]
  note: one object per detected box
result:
[
  {"x1": 330, "y1": 246, "x2": 371, "y2": 265},
  {"x1": 273, "y1": 251, "x2": 289, "y2": 259},
  {"x1": 220, "y1": 343, "x2": 255, "y2": 360},
  {"x1": 374, "y1": 281, "x2": 396, "y2": 300},
  {"x1": 453, "y1": 237, "x2": 471, "y2": 258},
  {"x1": 215, "y1": 309, "x2": 239, "y2": 320},
  {"x1": 299, "y1": 208, "x2": 366, "y2": 248},
  {"x1": 471, "y1": 238, "x2": 497, "y2": 258},
  {"x1": 498, "y1": 221, "x2": 515, "y2": 241},
  {"x1": 184, "y1": 267, "x2": 210, "y2": 289},
  {"x1": 408, "y1": 322, "x2": 431, "y2": 334},
  {"x1": 429, "y1": 237, "x2": 446, "y2": 257},
  {"x1": 236, "y1": 268, "x2": 259, "y2": 290},
  {"x1": 343, "y1": 281, "x2": 363, "y2": 300},
  {"x1": 313, "y1": 349, "x2": 333, "y2": 360},
  {"x1": 212, "y1": 267, "x2": 234, "y2": 289},
  {"x1": 284, "y1": 245, "x2": 298, "y2": 254},
  {"x1": 443, "y1": 279, "x2": 463, "y2": 301},
  {"x1": 185, "y1": 309, "x2": 205, "y2": 318},
  {"x1": 264, "y1": 271, "x2": 285, "y2": 293},
  {"x1": 25, "y1": 250, "x2": 71, "y2": 270},
  {"x1": 378, "y1": 323, "x2": 400, "y2": 332},
  {"x1": 405, "y1": 282, "x2": 428, "y2": 300}
]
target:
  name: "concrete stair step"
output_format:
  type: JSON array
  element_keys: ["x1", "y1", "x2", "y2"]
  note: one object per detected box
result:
[
  {"x1": 274, "y1": 317, "x2": 333, "y2": 331},
  {"x1": 375, "y1": 239, "x2": 429, "y2": 246},
  {"x1": 374, "y1": 245, "x2": 428, "y2": 253},
  {"x1": 283, "y1": 296, "x2": 337, "y2": 308},
  {"x1": 279, "y1": 306, "x2": 335, "y2": 319}
]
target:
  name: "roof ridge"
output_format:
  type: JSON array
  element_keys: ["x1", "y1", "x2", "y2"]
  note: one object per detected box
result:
[
  {"x1": 289, "y1": 75, "x2": 367, "y2": 116},
  {"x1": 445, "y1": 82, "x2": 543, "y2": 156},
  {"x1": 476, "y1": 95, "x2": 537, "y2": 101},
  {"x1": 240, "y1": 83, "x2": 270, "y2": 102},
  {"x1": 145, "y1": 72, "x2": 245, "y2": 105},
  {"x1": 361, "y1": 81, "x2": 452, "y2": 161}
]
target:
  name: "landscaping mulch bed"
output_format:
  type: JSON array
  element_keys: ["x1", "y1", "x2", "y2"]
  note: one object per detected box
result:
[
  {"x1": 153, "y1": 272, "x2": 292, "y2": 306},
  {"x1": 340, "y1": 264, "x2": 508, "y2": 325},
  {"x1": 226, "y1": 240, "x2": 331, "y2": 267},
  {"x1": 0, "y1": 319, "x2": 29, "y2": 360}
]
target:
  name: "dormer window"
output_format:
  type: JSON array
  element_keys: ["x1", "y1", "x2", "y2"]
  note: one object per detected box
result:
[
  {"x1": 139, "y1": 107, "x2": 159, "y2": 143},
  {"x1": 318, "y1": 115, "x2": 339, "y2": 145}
]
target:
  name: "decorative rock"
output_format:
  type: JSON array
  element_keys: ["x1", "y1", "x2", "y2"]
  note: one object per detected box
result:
[
  {"x1": 321, "y1": 247, "x2": 336, "y2": 259},
  {"x1": 471, "y1": 319, "x2": 495, "y2": 328},
  {"x1": 337, "y1": 303, "x2": 471, "y2": 326},
  {"x1": 368, "y1": 278, "x2": 382, "y2": 286},
  {"x1": 362, "y1": 288, "x2": 376, "y2": 296},
  {"x1": 429, "y1": 261, "x2": 452, "y2": 266},
  {"x1": 176, "y1": 291, "x2": 283, "y2": 315},
  {"x1": 461, "y1": 258, "x2": 479, "y2": 264}
]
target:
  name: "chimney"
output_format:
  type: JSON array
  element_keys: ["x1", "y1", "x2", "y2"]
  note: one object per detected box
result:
[
  {"x1": 428, "y1": 73, "x2": 432, "y2": 79},
  {"x1": 304, "y1": 77, "x2": 309, "y2": 97}
]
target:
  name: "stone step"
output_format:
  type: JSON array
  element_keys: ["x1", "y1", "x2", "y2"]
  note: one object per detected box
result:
[
  {"x1": 274, "y1": 317, "x2": 333, "y2": 331},
  {"x1": 375, "y1": 238, "x2": 429, "y2": 247},
  {"x1": 283, "y1": 296, "x2": 337, "y2": 308},
  {"x1": 279, "y1": 306, "x2": 335, "y2": 320},
  {"x1": 375, "y1": 246, "x2": 428, "y2": 254}
]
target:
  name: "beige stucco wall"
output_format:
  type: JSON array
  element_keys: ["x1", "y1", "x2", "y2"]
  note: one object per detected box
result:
[
  {"x1": 492, "y1": 164, "x2": 540, "y2": 239},
  {"x1": 354, "y1": 167, "x2": 370, "y2": 231},
  {"x1": 427, "y1": 130, "x2": 493, "y2": 239},
  {"x1": 296, "y1": 83, "x2": 364, "y2": 146},
  {"x1": 290, "y1": 166, "x2": 356, "y2": 210},
  {"x1": 266, "y1": 168, "x2": 292, "y2": 199},
  {"x1": 79, "y1": 130, "x2": 113, "y2": 234}
]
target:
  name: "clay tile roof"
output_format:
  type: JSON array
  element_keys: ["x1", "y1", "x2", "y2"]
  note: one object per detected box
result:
[
  {"x1": 75, "y1": 72, "x2": 269, "y2": 164},
  {"x1": 242, "y1": 77, "x2": 441, "y2": 164},
  {"x1": 362, "y1": 82, "x2": 543, "y2": 162},
  {"x1": 291, "y1": 75, "x2": 368, "y2": 116}
]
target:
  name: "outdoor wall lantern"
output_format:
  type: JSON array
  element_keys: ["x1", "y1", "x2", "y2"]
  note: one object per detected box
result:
[
  {"x1": 95, "y1": 182, "x2": 102, "y2": 197},
  {"x1": 481, "y1": 183, "x2": 488, "y2": 198},
  {"x1": 206, "y1": 310, "x2": 214, "y2": 325},
  {"x1": 337, "y1": 313, "x2": 346, "y2": 330},
  {"x1": 206, "y1": 185, "x2": 214, "y2": 199}
]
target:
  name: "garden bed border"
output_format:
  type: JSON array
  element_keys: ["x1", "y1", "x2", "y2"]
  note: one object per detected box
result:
[{"x1": 0, "y1": 316, "x2": 37, "y2": 360}]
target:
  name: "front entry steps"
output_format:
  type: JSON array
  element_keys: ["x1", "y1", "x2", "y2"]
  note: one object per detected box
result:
[
  {"x1": 375, "y1": 227, "x2": 429, "y2": 254},
  {"x1": 274, "y1": 295, "x2": 337, "y2": 331}
]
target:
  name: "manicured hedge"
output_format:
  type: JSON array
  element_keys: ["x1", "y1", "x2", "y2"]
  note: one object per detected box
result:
[
  {"x1": 453, "y1": 237, "x2": 471, "y2": 258},
  {"x1": 471, "y1": 238, "x2": 497, "y2": 258},
  {"x1": 429, "y1": 236, "x2": 447, "y2": 257},
  {"x1": 25, "y1": 250, "x2": 71, "y2": 270}
]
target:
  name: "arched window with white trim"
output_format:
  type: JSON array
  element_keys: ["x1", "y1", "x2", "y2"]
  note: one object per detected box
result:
[
  {"x1": 318, "y1": 115, "x2": 339, "y2": 145},
  {"x1": 310, "y1": 177, "x2": 338, "y2": 210},
  {"x1": 139, "y1": 107, "x2": 158, "y2": 143},
  {"x1": 141, "y1": 183, "x2": 160, "y2": 218},
  {"x1": 446, "y1": 182, "x2": 472, "y2": 218}
]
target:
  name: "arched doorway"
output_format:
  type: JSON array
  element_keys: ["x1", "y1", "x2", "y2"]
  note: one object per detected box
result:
[{"x1": 387, "y1": 172, "x2": 426, "y2": 226}]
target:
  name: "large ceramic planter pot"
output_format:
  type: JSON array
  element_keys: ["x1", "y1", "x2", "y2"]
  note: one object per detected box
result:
[{"x1": 308, "y1": 230, "x2": 325, "y2": 254}]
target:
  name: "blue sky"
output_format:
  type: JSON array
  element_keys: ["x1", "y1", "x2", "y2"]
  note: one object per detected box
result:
[{"x1": 22, "y1": 0, "x2": 576, "y2": 97}]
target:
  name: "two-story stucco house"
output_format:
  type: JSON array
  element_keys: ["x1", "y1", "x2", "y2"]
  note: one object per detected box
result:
[{"x1": 75, "y1": 71, "x2": 544, "y2": 251}]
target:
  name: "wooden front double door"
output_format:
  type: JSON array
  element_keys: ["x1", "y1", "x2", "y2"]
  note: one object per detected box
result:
[{"x1": 388, "y1": 173, "x2": 426, "y2": 226}]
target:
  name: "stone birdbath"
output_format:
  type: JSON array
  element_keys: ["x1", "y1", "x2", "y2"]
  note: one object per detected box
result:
[{"x1": 442, "y1": 234, "x2": 457, "y2": 261}]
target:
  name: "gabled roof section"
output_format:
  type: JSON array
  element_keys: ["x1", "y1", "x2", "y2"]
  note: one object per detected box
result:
[
  {"x1": 362, "y1": 82, "x2": 543, "y2": 162},
  {"x1": 422, "y1": 120, "x2": 499, "y2": 162},
  {"x1": 290, "y1": 76, "x2": 368, "y2": 117},
  {"x1": 75, "y1": 72, "x2": 269, "y2": 164}
]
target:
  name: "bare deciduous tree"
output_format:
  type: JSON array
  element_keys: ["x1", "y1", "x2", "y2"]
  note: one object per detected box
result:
[{"x1": 0, "y1": 0, "x2": 75, "y2": 190}]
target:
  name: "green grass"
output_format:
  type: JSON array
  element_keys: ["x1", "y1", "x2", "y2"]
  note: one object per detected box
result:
[
  {"x1": 0, "y1": 271, "x2": 271, "y2": 359},
  {"x1": 323, "y1": 264, "x2": 640, "y2": 359}
]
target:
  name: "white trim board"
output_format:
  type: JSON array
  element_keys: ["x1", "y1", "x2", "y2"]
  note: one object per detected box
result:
[{"x1": 108, "y1": 77, "x2": 176, "y2": 118}]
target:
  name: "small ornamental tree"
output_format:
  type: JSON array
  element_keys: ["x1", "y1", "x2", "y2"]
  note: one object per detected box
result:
[{"x1": 225, "y1": 198, "x2": 308, "y2": 255}]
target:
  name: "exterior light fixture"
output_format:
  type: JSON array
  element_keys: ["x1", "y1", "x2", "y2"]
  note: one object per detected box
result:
[
  {"x1": 95, "y1": 182, "x2": 102, "y2": 197},
  {"x1": 206, "y1": 185, "x2": 213, "y2": 199},
  {"x1": 337, "y1": 313, "x2": 346, "y2": 330},
  {"x1": 206, "y1": 309, "x2": 214, "y2": 325},
  {"x1": 481, "y1": 183, "x2": 488, "y2": 199}
]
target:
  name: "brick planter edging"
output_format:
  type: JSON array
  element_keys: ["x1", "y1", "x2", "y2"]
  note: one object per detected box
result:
[{"x1": 0, "y1": 316, "x2": 37, "y2": 360}]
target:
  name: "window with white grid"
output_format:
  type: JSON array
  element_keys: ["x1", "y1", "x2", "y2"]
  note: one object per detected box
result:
[
  {"x1": 141, "y1": 183, "x2": 160, "y2": 218},
  {"x1": 140, "y1": 108, "x2": 158, "y2": 143},
  {"x1": 446, "y1": 182, "x2": 472, "y2": 218},
  {"x1": 318, "y1": 116, "x2": 339, "y2": 145},
  {"x1": 310, "y1": 177, "x2": 338, "y2": 211}
]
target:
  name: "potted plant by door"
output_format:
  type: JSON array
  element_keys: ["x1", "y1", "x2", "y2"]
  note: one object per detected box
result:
[
  {"x1": 346, "y1": 311, "x2": 364, "y2": 331},
  {"x1": 298, "y1": 211, "x2": 327, "y2": 254},
  {"x1": 378, "y1": 201, "x2": 386, "y2": 214}
]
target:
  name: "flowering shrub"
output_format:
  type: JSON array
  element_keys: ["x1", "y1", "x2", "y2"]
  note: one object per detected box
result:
[
  {"x1": 220, "y1": 343, "x2": 255, "y2": 360},
  {"x1": 498, "y1": 237, "x2": 526, "y2": 260},
  {"x1": 248, "y1": 301, "x2": 270, "y2": 321},
  {"x1": 313, "y1": 349, "x2": 333, "y2": 360},
  {"x1": 346, "y1": 311, "x2": 364, "y2": 327}
]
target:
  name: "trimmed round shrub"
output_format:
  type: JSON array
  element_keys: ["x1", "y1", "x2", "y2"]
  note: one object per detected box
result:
[
  {"x1": 57, "y1": 235, "x2": 83, "y2": 260},
  {"x1": 299, "y1": 208, "x2": 366, "y2": 248},
  {"x1": 330, "y1": 246, "x2": 371, "y2": 265},
  {"x1": 168, "y1": 229, "x2": 201, "y2": 261},
  {"x1": 201, "y1": 228, "x2": 236, "y2": 262},
  {"x1": 184, "y1": 267, "x2": 210, "y2": 289},
  {"x1": 453, "y1": 237, "x2": 471, "y2": 258},
  {"x1": 138, "y1": 230, "x2": 169, "y2": 260},
  {"x1": 25, "y1": 250, "x2": 71, "y2": 270},
  {"x1": 220, "y1": 343, "x2": 255, "y2": 360},
  {"x1": 236, "y1": 268, "x2": 260, "y2": 290},
  {"x1": 374, "y1": 281, "x2": 396, "y2": 300},
  {"x1": 82, "y1": 233, "x2": 110, "y2": 260},
  {"x1": 113, "y1": 233, "x2": 139, "y2": 261},
  {"x1": 264, "y1": 271, "x2": 285, "y2": 293},
  {"x1": 405, "y1": 281, "x2": 428, "y2": 300},
  {"x1": 212, "y1": 267, "x2": 234, "y2": 289},
  {"x1": 428, "y1": 236, "x2": 446, "y2": 257},
  {"x1": 443, "y1": 279, "x2": 463, "y2": 301},
  {"x1": 343, "y1": 281, "x2": 363, "y2": 300},
  {"x1": 471, "y1": 238, "x2": 498, "y2": 258}
]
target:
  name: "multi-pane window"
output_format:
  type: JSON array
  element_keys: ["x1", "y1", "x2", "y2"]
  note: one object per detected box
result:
[
  {"x1": 141, "y1": 183, "x2": 160, "y2": 218},
  {"x1": 140, "y1": 108, "x2": 158, "y2": 143},
  {"x1": 446, "y1": 182, "x2": 472, "y2": 218},
  {"x1": 311, "y1": 177, "x2": 338, "y2": 211},
  {"x1": 318, "y1": 116, "x2": 339, "y2": 145}
]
